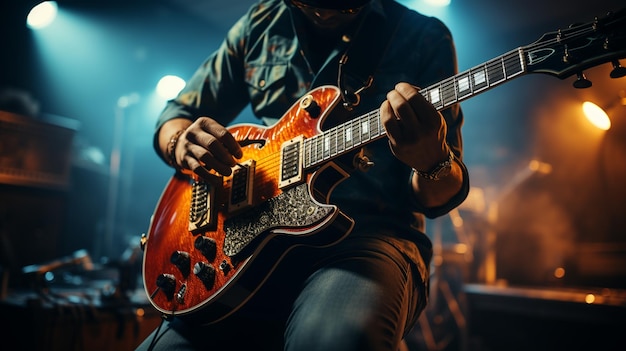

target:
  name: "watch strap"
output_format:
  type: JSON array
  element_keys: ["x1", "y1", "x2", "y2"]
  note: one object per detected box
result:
[{"x1": 413, "y1": 150, "x2": 454, "y2": 181}]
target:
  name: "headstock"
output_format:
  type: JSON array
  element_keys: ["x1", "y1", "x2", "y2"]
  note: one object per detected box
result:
[{"x1": 523, "y1": 9, "x2": 626, "y2": 88}]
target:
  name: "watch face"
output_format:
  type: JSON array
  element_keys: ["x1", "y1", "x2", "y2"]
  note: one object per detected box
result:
[
  {"x1": 433, "y1": 163, "x2": 451, "y2": 179},
  {"x1": 414, "y1": 151, "x2": 454, "y2": 180}
]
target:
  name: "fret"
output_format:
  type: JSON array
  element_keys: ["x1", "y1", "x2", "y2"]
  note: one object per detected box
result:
[
  {"x1": 307, "y1": 137, "x2": 314, "y2": 166},
  {"x1": 486, "y1": 57, "x2": 506, "y2": 86},
  {"x1": 442, "y1": 78, "x2": 456, "y2": 106},
  {"x1": 360, "y1": 117, "x2": 370, "y2": 141},
  {"x1": 309, "y1": 138, "x2": 315, "y2": 166},
  {"x1": 315, "y1": 134, "x2": 324, "y2": 162},
  {"x1": 428, "y1": 84, "x2": 443, "y2": 109},
  {"x1": 345, "y1": 122, "x2": 353, "y2": 150},
  {"x1": 471, "y1": 66, "x2": 488, "y2": 93},
  {"x1": 323, "y1": 134, "x2": 331, "y2": 159},
  {"x1": 308, "y1": 137, "x2": 314, "y2": 165},
  {"x1": 304, "y1": 138, "x2": 311, "y2": 167},
  {"x1": 504, "y1": 49, "x2": 525, "y2": 78},
  {"x1": 336, "y1": 124, "x2": 345, "y2": 154},
  {"x1": 329, "y1": 127, "x2": 338, "y2": 157},
  {"x1": 351, "y1": 118, "x2": 361, "y2": 146},
  {"x1": 456, "y1": 72, "x2": 472, "y2": 99},
  {"x1": 310, "y1": 138, "x2": 316, "y2": 166},
  {"x1": 369, "y1": 111, "x2": 380, "y2": 138}
]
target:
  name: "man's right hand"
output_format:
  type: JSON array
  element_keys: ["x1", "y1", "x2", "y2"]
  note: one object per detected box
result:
[{"x1": 163, "y1": 117, "x2": 242, "y2": 177}]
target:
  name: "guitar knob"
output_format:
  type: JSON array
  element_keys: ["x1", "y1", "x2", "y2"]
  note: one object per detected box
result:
[
  {"x1": 354, "y1": 154, "x2": 375, "y2": 172},
  {"x1": 219, "y1": 259, "x2": 232, "y2": 274},
  {"x1": 299, "y1": 94, "x2": 321, "y2": 118},
  {"x1": 140, "y1": 233, "x2": 147, "y2": 251},
  {"x1": 573, "y1": 72, "x2": 592, "y2": 89},
  {"x1": 194, "y1": 236, "x2": 217, "y2": 261},
  {"x1": 170, "y1": 251, "x2": 191, "y2": 277},
  {"x1": 610, "y1": 60, "x2": 626, "y2": 79},
  {"x1": 156, "y1": 273, "x2": 176, "y2": 299},
  {"x1": 193, "y1": 262, "x2": 216, "y2": 289}
]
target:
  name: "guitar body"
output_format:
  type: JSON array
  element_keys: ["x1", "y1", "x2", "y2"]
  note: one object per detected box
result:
[{"x1": 142, "y1": 85, "x2": 355, "y2": 323}]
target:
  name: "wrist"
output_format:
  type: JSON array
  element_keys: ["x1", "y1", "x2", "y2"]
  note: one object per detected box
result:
[
  {"x1": 165, "y1": 129, "x2": 185, "y2": 168},
  {"x1": 412, "y1": 148, "x2": 454, "y2": 181}
]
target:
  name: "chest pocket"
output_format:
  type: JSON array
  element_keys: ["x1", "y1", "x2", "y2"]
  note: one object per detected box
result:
[{"x1": 245, "y1": 63, "x2": 288, "y2": 93}]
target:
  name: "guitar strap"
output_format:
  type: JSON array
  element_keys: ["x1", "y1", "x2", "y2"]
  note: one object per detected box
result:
[{"x1": 338, "y1": 0, "x2": 408, "y2": 111}]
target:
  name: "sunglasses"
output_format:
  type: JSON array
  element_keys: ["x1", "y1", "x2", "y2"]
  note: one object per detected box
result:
[{"x1": 290, "y1": 0, "x2": 366, "y2": 15}]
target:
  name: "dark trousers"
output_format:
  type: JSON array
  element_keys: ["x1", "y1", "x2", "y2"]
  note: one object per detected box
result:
[{"x1": 136, "y1": 235, "x2": 427, "y2": 351}]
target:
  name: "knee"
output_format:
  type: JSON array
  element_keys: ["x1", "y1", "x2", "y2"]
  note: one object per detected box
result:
[{"x1": 285, "y1": 310, "x2": 388, "y2": 351}]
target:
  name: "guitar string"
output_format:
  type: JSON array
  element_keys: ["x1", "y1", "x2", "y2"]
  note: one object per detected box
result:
[
  {"x1": 244, "y1": 36, "x2": 574, "y2": 186},
  {"x1": 225, "y1": 19, "x2": 610, "y2": 189},
  {"x1": 239, "y1": 109, "x2": 384, "y2": 196},
  {"x1": 231, "y1": 108, "x2": 384, "y2": 180}
]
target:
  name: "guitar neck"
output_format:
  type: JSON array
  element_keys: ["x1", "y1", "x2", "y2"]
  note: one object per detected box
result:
[
  {"x1": 422, "y1": 48, "x2": 526, "y2": 109},
  {"x1": 303, "y1": 48, "x2": 527, "y2": 169}
]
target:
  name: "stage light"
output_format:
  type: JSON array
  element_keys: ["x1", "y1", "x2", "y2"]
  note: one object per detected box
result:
[
  {"x1": 397, "y1": 0, "x2": 452, "y2": 25},
  {"x1": 582, "y1": 101, "x2": 611, "y2": 131},
  {"x1": 27, "y1": 1, "x2": 58, "y2": 30},
  {"x1": 424, "y1": 0, "x2": 451, "y2": 6},
  {"x1": 553, "y1": 267, "x2": 565, "y2": 279},
  {"x1": 156, "y1": 75, "x2": 186, "y2": 100}
]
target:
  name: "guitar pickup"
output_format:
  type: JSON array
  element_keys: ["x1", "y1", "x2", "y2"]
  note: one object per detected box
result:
[
  {"x1": 228, "y1": 160, "x2": 255, "y2": 212},
  {"x1": 278, "y1": 136, "x2": 303, "y2": 189}
]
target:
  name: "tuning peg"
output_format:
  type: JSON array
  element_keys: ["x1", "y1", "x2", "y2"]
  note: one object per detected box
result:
[
  {"x1": 573, "y1": 72, "x2": 592, "y2": 89},
  {"x1": 610, "y1": 60, "x2": 626, "y2": 79}
]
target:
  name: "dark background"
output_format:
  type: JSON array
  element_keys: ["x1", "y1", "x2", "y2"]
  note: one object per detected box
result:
[
  {"x1": 1, "y1": 0, "x2": 625, "y2": 294},
  {"x1": 1, "y1": 1, "x2": 626, "y2": 350}
]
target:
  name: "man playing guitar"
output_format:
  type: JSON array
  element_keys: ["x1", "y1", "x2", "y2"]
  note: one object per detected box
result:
[{"x1": 138, "y1": 0, "x2": 469, "y2": 350}]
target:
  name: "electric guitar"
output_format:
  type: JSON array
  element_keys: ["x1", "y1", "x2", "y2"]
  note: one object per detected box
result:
[{"x1": 142, "y1": 9, "x2": 626, "y2": 323}]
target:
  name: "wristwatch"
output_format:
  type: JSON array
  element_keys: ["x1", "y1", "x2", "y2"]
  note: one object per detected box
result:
[{"x1": 413, "y1": 150, "x2": 454, "y2": 181}]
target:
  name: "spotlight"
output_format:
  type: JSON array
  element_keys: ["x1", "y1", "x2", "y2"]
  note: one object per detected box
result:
[
  {"x1": 424, "y1": 0, "x2": 451, "y2": 6},
  {"x1": 27, "y1": 1, "x2": 58, "y2": 30},
  {"x1": 582, "y1": 101, "x2": 611, "y2": 131},
  {"x1": 156, "y1": 75, "x2": 186, "y2": 100}
]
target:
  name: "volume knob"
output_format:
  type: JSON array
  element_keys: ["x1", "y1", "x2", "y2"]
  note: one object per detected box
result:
[
  {"x1": 170, "y1": 251, "x2": 191, "y2": 277},
  {"x1": 299, "y1": 94, "x2": 321, "y2": 118},
  {"x1": 194, "y1": 236, "x2": 217, "y2": 261},
  {"x1": 193, "y1": 262, "x2": 216, "y2": 289},
  {"x1": 156, "y1": 273, "x2": 176, "y2": 300}
]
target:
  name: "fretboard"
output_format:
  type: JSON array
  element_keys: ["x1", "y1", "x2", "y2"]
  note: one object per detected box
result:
[{"x1": 303, "y1": 47, "x2": 527, "y2": 169}]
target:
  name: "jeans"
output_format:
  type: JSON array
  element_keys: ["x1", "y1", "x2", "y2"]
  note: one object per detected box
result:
[{"x1": 135, "y1": 235, "x2": 427, "y2": 351}]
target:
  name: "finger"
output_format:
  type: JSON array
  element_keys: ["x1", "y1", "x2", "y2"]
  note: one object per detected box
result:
[
  {"x1": 185, "y1": 158, "x2": 222, "y2": 180},
  {"x1": 187, "y1": 144, "x2": 234, "y2": 176},
  {"x1": 394, "y1": 82, "x2": 438, "y2": 128},
  {"x1": 386, "y1": 87, "x2": 420, "y2": 133},
  {"x1": 201, "y1": 158, "x2": 233, "y2": 176},
  {"x1": 221, "y1": 130, "x2": 243, "y2": 159},
  {"x1": 188, "y1": 130, "x2": 236, "y2": 170},
  {"x1": 197, "y1": 152, "x2": 234, "y2": 176},
  {"x1": 192, "y1": 164, "x2": 216, "y2": 180},
  {"x1": 201, "y1": 119, "x2": 243, "y2": 159},
  {"x1": 395, "y1": 82, "x2": 428, "y2": 109},
  {"x1": 184, "y1": 156, "x2": 207, "y2": 176},
  {"x1": 379, "y1": 100, "x2": 402, "y2": 148}
]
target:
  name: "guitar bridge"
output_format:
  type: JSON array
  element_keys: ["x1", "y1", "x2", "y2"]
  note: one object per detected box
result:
[
  {"x1": 188, "y1": 179, "x2": 216, "y2": 233},
  {"x1": 228, "y1": 160, "x2": 255, "y2": 212}
]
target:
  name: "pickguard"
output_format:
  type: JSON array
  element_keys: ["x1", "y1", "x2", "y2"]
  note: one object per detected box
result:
[{"x1": 223, "y1": 183, "x2": 334, "y2": 257}]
